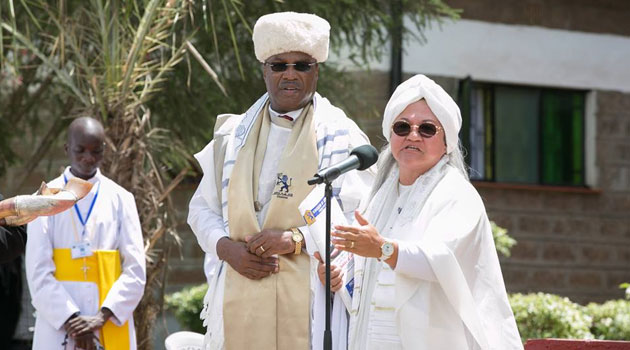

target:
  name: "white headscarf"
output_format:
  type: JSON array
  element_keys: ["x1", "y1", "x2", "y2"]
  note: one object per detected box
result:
[{"x1": 382, "y1": 74, "x2": 462, "y2": 154}]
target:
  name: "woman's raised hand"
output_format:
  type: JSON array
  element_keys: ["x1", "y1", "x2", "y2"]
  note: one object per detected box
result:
[{"x1": 332, "y1": 210, "x2": 384, "y2": 258}]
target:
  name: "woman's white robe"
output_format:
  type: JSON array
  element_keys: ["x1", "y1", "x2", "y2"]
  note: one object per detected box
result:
[{"x1": 351, "y1": 167, "x2": 523, "y2": 350}]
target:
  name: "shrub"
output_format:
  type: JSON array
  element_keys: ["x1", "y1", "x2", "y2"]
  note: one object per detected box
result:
[
  {"x1": 491, "y1": 221, "x2": 516, "y2": 257},
  {"x1": 165, "y1": 283, "x2": 208, "y2": 333},
  {"x1": 586, "y1": 299, "x2": 630, "y2": 340},
  {"x1": 509, "y1": 292, "x2": 593, "y2": 342},
  {"x1": 165, "y1": 274, "x2": 630, "y2": 343}
]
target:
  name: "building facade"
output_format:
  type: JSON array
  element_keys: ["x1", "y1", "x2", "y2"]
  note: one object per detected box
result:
[
  {"x1": 163, "y1": 0, "x2": 630, "y2": 312},
  {"x1": 335, "y1": 0, "x2": 630, "y2": 303}
]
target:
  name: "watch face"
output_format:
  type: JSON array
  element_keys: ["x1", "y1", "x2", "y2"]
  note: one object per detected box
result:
[
  {"x1": 293, "y1": 233, "x2": 303, "y2": 242},
  {"x1": 382, "y1": 242, "x2": 394, "y2": 256}
]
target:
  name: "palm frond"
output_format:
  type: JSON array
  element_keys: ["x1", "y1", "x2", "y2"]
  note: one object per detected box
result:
[
  {"x1": 185, "y1": 40, "x2": 227, "y2": 96},
  {"x1": 221, "y1": 0, "x2": 244, "y2": 78},
  {"x1": 0, "y1": 23, "x2": 91, "y2": 106},
  {"x1": 120, "y1": 0, "x2": 161, "y2": 98}
]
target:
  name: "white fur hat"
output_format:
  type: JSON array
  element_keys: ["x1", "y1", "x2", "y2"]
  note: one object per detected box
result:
[
  {"x1": 253, "y1": 12, "x2": 330, "y2": 63},
  {"x1": 382, "y1": 74, "x2": 462, "y2": 154}
]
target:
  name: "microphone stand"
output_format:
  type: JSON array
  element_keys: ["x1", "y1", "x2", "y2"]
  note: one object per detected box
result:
[
  {"x1": 306, "y1": 145, "x2": 378, "y2": 349},
  {"x1": 307, "y1": 173, "x2": 333, "y2": 350},
  {"x1": 323, "y1": 181, "x2": 332, "y2": 350}
]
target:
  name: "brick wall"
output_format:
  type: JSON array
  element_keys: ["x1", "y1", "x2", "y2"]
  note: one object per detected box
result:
[
  {"x1": 166, "y1": 78, "x2": 630, "y2": 303},
  {"x1": 425, "y1": 0, "x2": 630, "y2": 305},
  {"x1": 446, "y1": 0, "x2": 630, "y2": 37},
  {"x1": 487, "y1": 91, "x2": 630, "y2": 303},
  {"x1": 166, "y1": 84, "x2": 630, "y2": 305},
  {"x1": 321, "y1": 67, "x2": 630, "y2": 303}
]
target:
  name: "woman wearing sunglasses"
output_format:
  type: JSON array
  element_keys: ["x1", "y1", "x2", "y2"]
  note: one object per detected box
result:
[{"x1": 331, "y1": 74, "x2": 523, "y2": 349}]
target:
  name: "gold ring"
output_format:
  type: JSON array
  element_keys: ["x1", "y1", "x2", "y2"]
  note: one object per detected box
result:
[
  {"x1": 350, "y1": 241, "x2": 355, "y2": 249},
  {"x1": 259, "y1": 246, "x2": 266, "y2": 253}
]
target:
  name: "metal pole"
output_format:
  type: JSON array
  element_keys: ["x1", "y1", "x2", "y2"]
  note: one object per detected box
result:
[{"x1": 323, "y1": 182, "x2": 332, "y2": 350}]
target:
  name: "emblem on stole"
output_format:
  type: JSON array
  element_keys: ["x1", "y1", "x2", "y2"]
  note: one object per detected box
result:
[{"x1": 273, "y1": 173, "x2": 293, "y2": 199}]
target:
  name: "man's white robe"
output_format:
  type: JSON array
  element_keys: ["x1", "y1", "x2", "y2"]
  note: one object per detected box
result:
[
  {"x1": 26, "y1": 167, "x2": 146, "y2": 350},
  {"x1": 188, "y1": 94, "x2": 373, "y2": 349}
]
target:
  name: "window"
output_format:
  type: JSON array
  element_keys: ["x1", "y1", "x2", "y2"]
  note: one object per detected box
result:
[{"x1": 459, "y1": 80, "x2": 586, "y2": 186}]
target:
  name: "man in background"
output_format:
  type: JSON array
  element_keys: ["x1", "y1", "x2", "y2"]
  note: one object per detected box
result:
[{"x1": 26, "y1": 117, "x2": 146, "y2": 350}]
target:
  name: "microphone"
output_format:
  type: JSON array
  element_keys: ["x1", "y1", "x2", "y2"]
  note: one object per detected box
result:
[{"x1": 307, "y1": 144, "x2": 378, "y2": 185}]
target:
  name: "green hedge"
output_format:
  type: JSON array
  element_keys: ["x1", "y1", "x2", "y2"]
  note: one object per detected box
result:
[
  {"x1": 587, "y1": 299, "x2": 630, "y2": 340},
  {"x1": 165, "y1": 283, "x2": 208, "y2": 334},
  {"x1": 509, "y1": 293, "x2": 593, "y2": 342},
  {"x1": 167, "y1": 287, "x2": 630, "y2": 342}
]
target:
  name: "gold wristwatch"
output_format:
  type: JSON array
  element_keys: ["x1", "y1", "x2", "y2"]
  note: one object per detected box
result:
[{"x1": 290, "y1": 228, "x2": 303, "y2": 255}]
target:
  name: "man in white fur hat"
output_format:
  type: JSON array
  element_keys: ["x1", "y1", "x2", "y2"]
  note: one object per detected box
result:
[{"x1": 188, "y1": 11, "x2": 374, "y2": 350}]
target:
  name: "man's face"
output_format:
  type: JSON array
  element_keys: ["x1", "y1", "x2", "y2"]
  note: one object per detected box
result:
[
  {"x1": 65, "y1": 129, "x2": 105, "y2": 180},
  {"x1": 263, "y1": 51, "x2": 319, "y2": 113}
]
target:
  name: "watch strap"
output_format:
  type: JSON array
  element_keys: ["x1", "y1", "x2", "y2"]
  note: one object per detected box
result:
[{"x1": 291, "y1": 227, "x2": 302, "y2": 255}]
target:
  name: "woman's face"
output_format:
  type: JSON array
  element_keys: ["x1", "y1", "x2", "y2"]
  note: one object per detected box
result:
[{"x1": 390, "y1": 99, "x2": 446, "y2": 184}]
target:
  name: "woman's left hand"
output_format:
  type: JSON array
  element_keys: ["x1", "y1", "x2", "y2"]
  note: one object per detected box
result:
[{"x1": 332, "y1": 210, "x2": 384, "y2": 258}]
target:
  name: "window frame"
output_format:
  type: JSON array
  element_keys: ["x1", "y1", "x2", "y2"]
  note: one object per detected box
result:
[{"x1": 459, "y1": 78, "x2": 589, "y2": 187}]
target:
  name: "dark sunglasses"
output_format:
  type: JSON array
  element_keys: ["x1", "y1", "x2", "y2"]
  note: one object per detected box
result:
[
  {"x1": 392, "y1": 120, "x2": 442, "y2": 138},
  {"x1": 265, "y1": 61, "x2": 317, "y2": 72}
]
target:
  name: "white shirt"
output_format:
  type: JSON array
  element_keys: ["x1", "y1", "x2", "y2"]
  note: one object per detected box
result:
[
  {"x1": 26, "y1": 167, "x2": 146, "y2": 350},
  {"x1": 366, "y1": 183, "x2": 411, "y2": 349}
]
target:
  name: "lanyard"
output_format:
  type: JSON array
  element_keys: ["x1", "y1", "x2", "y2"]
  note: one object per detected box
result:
[{"x1": 64, "y1": 173, "x2": 100, "y2": 238}]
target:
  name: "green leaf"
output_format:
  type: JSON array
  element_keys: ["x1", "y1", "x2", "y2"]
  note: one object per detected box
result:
[
  {"x1": 165, "y1": 283, "x2": 209, "y2": 334},
  {"x1": 221, "y1": 0, "x2": 244, "y2": 79},
  {"x1": 491, "y1": 221, "x2": 517, "y2": 257},
  {"x1": 120, "y1": 0, "x2": 161, "y2": 97},
  {"x1": 509, "y1": 293, "x2": 593, "y2": 342},
  {"x1": 0, "y1": 22, "x2": 91, "y2": 106}
]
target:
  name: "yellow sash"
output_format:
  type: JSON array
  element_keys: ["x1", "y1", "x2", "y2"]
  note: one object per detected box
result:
[
  {"x1": 223, "y1": 103, "x2": 317, "y2": 350},
  {"x1": 53, "y1": 248, "x2": 130, "y2": 350}
]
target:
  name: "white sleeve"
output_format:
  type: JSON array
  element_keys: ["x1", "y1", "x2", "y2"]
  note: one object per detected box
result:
[
  {"x1": 394, "y1": 240, "x2": 437, "y2": 281},
  {"x1": 25, "y1": 216, "x2": 80, "y2": 330},
  {"x1": 101, "y1": 192, "x2": 146, "y2": 325},
  {"x1": 187, "y1": 142, "x2": 228, "y2": 258},
  {"x1": 188, "y1": 187, "x2": 228, "y2": 257},
  {"x1": 394, "y1": 187, "x2": 483, "y2": 282},
  {"x1": 203, "y1": 253, "x2": 219, "y2": 284},
  {"x1": 297, "y1": 224, "x2": 316, "y2": 256}
]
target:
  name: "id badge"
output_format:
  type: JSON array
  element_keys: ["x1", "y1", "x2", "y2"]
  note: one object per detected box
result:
[{"x1": 71, "y1": 241, "x2": 93, "y2": 259}]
